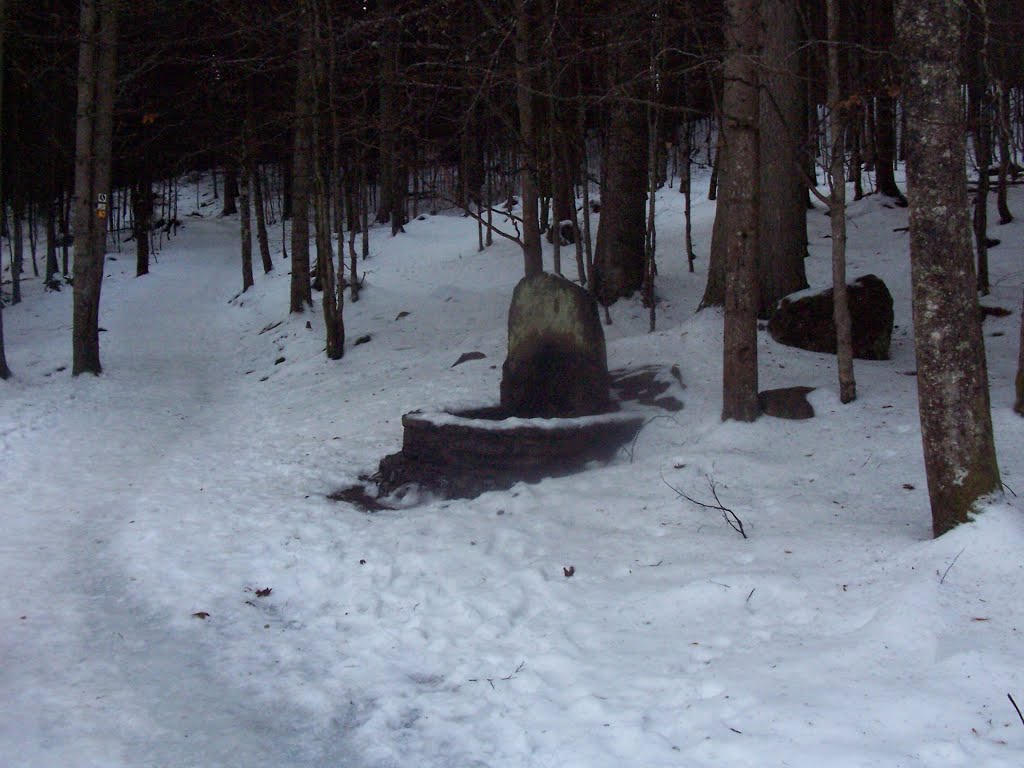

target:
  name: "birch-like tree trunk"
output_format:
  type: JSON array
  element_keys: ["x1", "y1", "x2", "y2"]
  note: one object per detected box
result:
[
  {"x1": 720, "y1": 0, "x2": 761, "y2": 422},
  {"x1": 72, "y1": 0, "x2": 117, "y2": 376},
  {"x1": 898, "y1": 0, "x2": 1001, "y2": 536}
]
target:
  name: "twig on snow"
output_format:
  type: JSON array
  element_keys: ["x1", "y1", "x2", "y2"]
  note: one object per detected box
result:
[
  {"x1": 662, "y1": 473, "x2": 748, "y2": 539},
  {"x1": 469, "y1": 661, "x2": 525, "y2": 690},
  {"x1": 1009, "y1": 694, "x2": 1024, "y2": 726},
  {"x1": 939, "y1": 548, "x2": 966, "y2": 584},
  {"x1": 623, "y1": 415, "x2": 680, "y2": 462}
]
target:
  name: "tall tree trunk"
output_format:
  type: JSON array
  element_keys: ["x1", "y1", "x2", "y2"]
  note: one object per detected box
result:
[
  {"x1": 0, "y1": 0, "x2": 9, "y2": 380},
  {"x1": 971, "y1": 83, "x2": 992, "y2": 295},
  {"x1": 701, "y1": 136, "x2": 728, "y2": 309},
  {"x1": 827, "y1": 0, "x2": 855, "y2": 403},
  {"x1": 757, "y1": 0, "x2": 808, "y2": 319},
  {"x1": 375, "y1": 0, "x2": 405, "y2": 235},
  {"x1": 132, "y1": 177, "x2": 152, "y2": 277},
  {"x1": 221, "y1": 166, "x2": 238, "y2": 216},
  {"x1": 1016, "y1": 289, "x2": 1024, "y2": 415},
  {"x1": 592, "y1": 95, "x2": 649, "y2": 304},
  {"x1": 898, "y1": 0, "x2": 1001, "y2": 536},
  {"x1": 682, "y1": 119, "x2": 695, "y2": 272},
  {"x1": 307, "y1": 0, "x2": 343, "y2": 358},
  {"x1": 514, "y1": 0, "x2": 543, "y2": 277},
  {"x1": 996, "y1": 86, "x2": 1013, "y2": 224},
  {"x1": 874, "y1": 95, "x2": 905, "y2": 203},
  {"x1": 72, "y1": 0, "x2": 117, "y2": 376},
  {"x1": 593, "y1": 27, "x2": 649, "y2": 305},
  {"x1": 45, "y1": 200, "x2": 59, "y2": 286},
  {"x1": 721, "y1": 0, "x2": 761, "y2": 422},
  {"x1": 252, "y1": 165, "x2": 273, "y2": 273},
  {"x1": 289, "y1": 13, "x2": 313, "y2": 313},
  {"x1": 239, "y1": 164, "x2": 254, "y2": 292},
  {"x1": 11, "y1": 202, "x2": 23, "y2": 304}
]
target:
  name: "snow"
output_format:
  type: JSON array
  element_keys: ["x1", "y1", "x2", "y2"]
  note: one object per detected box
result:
[{"x1": 2, "y1": 176, "x2": 1023, "y2": 768}]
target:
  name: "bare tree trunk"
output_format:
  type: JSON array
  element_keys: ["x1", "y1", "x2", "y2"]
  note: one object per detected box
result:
[
  {"x1": 827, "y1": 0, "x2": 855, "y2": 403},
  {"x1": 0, "y1": 0, "x2": 9, "y2": 380},
  {"x1": 307, "y1": 0, "x2": 343, "y2": 358},
  {"x1": 515, "y1": 0, "x2": 543, "y2": 277},
  {"x1": 971, "y1": 83, "x2": 992, "y2": 296},
  {"x1": 11, "y1": 202, "x2": 22, "y2": 304},
  {"x1": 221, "y1": 166, "x2": 238, "y2": 216},
  {"x1": 1016, "y1": 288, "x2": 1024, "y2": 415},
  {"x1": 721, "y1": 0, "x2": 761, "y2": 422},
  {"x1": 757, "y1": 0, "x2": 808, "y2": 319},
  {"x1": 593, "y1": 31, "x2": 649, "y2": 305},
  {"x1": 289, "y1": 12, "x2": 313, "y2": 313},
  {"x1": 375, "y1": 0, "x2": 405, "y2": 235},
  {"x1": 875, "y1": 95, "x2": 905, "y2": 203},
  {"x1": 238, "y1": 162, "x2": 254, "y2": 292},
  {"x1": 898, "y1": 0, "x2": 1001, "y2": 536},
  {"x1": 45, "y1": 200, "x2": 59, "y2": 286},
  {"x1": 701, "y1": 135, "x2": 728, "y2": 309},
  {"x1": 996, "y1": 86, "x2": 1013, "y2": 224},
  {"x1": 132, "y1": 175, "x2": 152, "y2": 277},
  {"x1": 682, "y1": 119, "x2": 695, "y2": 272},
  {"x1": 252, "y1": 165, "x2": 273, "y2": 273},
  {"x1": 72, "y1": 0, "x2": 117, "y2": 376}
]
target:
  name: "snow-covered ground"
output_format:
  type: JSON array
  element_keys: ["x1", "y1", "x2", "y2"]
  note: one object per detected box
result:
[{"x1": 2, "y1": 174, "x2": 1022, "y2": 768}]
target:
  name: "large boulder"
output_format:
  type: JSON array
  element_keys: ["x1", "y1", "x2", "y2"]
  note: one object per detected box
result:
[
  {"x1": 768, "y1": 274, "x2": 894, "y2": 360},
  {"x1": 500, "y1": 273, "x2": 611, "y2": 417}
]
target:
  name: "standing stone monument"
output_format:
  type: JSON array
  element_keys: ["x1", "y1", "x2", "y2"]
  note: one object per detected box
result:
[{"x1": 500, "y1": 273, "x2": 611, "y2": 417}]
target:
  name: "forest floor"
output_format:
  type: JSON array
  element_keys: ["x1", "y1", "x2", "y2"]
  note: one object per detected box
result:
[{"x1": 2, "y1": 173, "x2": 1023, "y2": 767}]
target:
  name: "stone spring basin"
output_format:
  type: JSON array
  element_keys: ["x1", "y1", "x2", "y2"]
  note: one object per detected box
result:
[{"x1": 371, "y1": 405, "x2": 646, "y2": 500}]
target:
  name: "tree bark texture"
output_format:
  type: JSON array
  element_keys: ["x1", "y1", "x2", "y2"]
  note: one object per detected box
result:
[
  {"x1": 72, "y1": 0, "x2": 117, "y2": 376},
  {"x1": 720, "y1": 0, "x2": 761, "y2": 422},
  {"x1": 757, "y1": 0, "x2": 808, "y2": 319},
  {"x1": 898, "y1": 0, "x2": 1001, "y2": 536}
]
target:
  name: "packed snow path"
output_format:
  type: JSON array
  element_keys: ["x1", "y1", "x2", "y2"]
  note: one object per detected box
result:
[
  {"x1": 2, "y1": 189, "x2": 1023, "y2": 767},
  {"x1": 1, "y1": 221, "x2": 361, "y2": 767}
]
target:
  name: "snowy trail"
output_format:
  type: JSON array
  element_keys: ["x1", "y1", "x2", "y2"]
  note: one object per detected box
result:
[
  {"x1": 1, "y1": 229, "x2": 358, "y2": 767},
  {"x1": 4, "y1": 186, "x2": 1023, "y2": 767}
]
